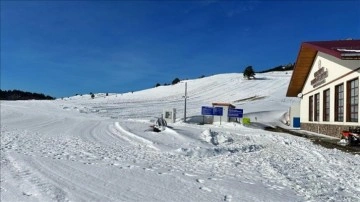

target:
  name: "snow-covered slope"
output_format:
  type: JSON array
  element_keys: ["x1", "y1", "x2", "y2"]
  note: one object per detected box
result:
[
  {"x1": 63, "y1": 71, "x2": 298, "y2": 124},
  {"x1": 1, "y1": 72, "x2": 359, "y2": 202}
]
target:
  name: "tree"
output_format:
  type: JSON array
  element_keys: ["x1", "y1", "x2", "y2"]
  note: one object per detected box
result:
[
  {"x1": 0, "y1": 89, "x2": 55, "y2": 100},
  {"x1": 155, "y1": 83, "x2": 161, "y2": 87},
  {"x1": 243, "y1": 66, "x2": 256, "y2": 79},
  {"x1": 172, "y1": 78, "x2": 181, "y2": 85}
]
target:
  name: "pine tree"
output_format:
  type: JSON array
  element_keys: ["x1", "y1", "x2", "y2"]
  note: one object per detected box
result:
[
  {"x1": 243, "y1": 66, "x2": 256, "y2": 80},
  {"x1": 172, "y1": 78, "x2": 181, "y2": 85}
]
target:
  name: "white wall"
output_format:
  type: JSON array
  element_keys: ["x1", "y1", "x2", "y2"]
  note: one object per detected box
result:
[
  {"x1": 300, "y1": 52, "x2": 360, "y2": 125},
  {"x1": 213, "y1": 105, "x2": 229, "y2": 124},
  {"x1": 290, "y1": 104, "x2": 301, "y2": 127}
]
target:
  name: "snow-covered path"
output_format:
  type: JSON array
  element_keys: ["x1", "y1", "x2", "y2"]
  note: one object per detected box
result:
[
  {"x1": 1, "y1": 101, "x2": 299, "y2": 201},
  {"x1": 1, "y1": 72, "x2": 360, "y2": 201},
  {"x1": 2, "y1": 100, "x2": 360, "y2": 201}
]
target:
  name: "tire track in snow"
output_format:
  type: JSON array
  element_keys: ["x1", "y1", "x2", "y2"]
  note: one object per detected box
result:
[
  {"x1": 1, "y1": 151, "x2": 68, "y2": 201},
  {"x1": 28, "y1": 157, "x2": 122, "y2": 201},
  {"x1": 114, "y1": 122, "x2": 159, "y2": 151}
]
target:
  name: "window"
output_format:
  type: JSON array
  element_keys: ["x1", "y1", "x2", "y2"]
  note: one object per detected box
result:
[
  {"x1": 315, "y1": 93, "x2": 320, "y2": 121},
  {"x1": 335, "y1": 84, "x2": 344, "y2": 122},
  {"x1": 347, "y1": 78, "x2": 359, "y2": 122},
  {"x1": 309, "y1": 96, "x2": 313, "y2": 121},
  {"x1": 323, "y1": 89, "x2": 330, "y2": 121}
]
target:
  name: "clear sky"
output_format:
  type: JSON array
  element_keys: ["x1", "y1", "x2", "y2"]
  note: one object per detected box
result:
[{"x1": 1, "y1": 0, "x2": 359, "y2": 98}]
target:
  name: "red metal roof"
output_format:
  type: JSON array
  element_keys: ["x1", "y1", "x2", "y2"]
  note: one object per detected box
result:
[
  {"x1": 286, "y1": 39, "x2": 360, "y2": 97},
  {"x1": 303, "y1": 40, "x2": 360, "y2": 60}
]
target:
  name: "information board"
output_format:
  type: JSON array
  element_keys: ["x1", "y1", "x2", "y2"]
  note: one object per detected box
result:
[
  {"x1": 228, "y1": 108, "x2": 243, "y2": 118},
  {"x1": 213, "y1": 107, "x2": 223, "y2": 116},
  {"x1": 201, "y1": 106, "x2": 214, "y2": 116}
]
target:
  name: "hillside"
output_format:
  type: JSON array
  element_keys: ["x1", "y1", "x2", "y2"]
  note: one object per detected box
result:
[
  {"x1": 258, "y1": 63, "x2": 295, "y2": 73},
  {"x1": 64, "y1": 71, "x2": 299, "y2": 127},
  {"x1": 2, "y1": 71, "x2": 359, "y2": 202}
]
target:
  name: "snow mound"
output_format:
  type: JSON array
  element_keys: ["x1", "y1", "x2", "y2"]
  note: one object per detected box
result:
[
  {"x1": 175, "y1": 144, "x2": 264, "y2": 157},
  {"x1": 201, "y1": 129, "x2": 234, "y2": 146}
]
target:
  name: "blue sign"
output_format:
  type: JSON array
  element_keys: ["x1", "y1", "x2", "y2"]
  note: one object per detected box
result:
[
  {"x1": 201, "y1": 106, "x2": 213, "y2": 115},
  {"x1": 228, "y1": 108, "x2": 243, "y2": 118},
  {"x1": 213, "y1": 107, "x2": 223, "y2": 116}
]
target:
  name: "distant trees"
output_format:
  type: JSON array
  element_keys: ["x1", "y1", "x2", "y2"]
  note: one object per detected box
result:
[
  {"x1": 243, "y1": 66, "x2": 256, "y2": 80},
  {"x1": 0, "y1": 89, "x2": 55, "y2": 100},
  {"x1": 172, "y1": 78, "x2": 181, "y2": 85},
  {"x1": 154, "y1": 77, "x2": 182, "y2": 88},
  {"x1": 258, "y1": 63, "x2": 295, "y2": 73}
]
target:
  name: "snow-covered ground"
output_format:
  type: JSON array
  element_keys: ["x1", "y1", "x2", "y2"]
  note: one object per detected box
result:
[{"x1": 1, "y1": 72, "x2": 359, "y2": 202}]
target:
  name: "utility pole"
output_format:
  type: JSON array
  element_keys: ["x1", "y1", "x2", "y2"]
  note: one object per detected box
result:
[{"x1": 183, "y1": 82, "x2": 188, "y2": 122}]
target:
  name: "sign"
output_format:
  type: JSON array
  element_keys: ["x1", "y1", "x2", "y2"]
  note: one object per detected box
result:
[
  {"x1": 242, "y1": 117, "x2": 251, "y2": 125},
  {"x1": 311, "y1": 60, "x2": 328, "y2": 88},
  {"x1": 228, "y1": 108, "x2": 243, "y2": 118},
  {"x1": 213, "y1": 107, "x2": 223, "y2": 116},
  {"x1": 201, "y1": 106, "x2": 214, "y2": 116}
]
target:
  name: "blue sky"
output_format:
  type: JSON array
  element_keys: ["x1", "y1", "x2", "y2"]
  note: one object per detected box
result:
[{"x1": 1, "y1": 0, "x2": 359, "y2": 98}]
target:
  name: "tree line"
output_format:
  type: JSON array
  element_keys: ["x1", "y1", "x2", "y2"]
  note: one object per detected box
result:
[
  {"x1": 155, "y1": 63, "x2": 294, "y2": 86},
  {"x1": 244, "y1": 63, "x2": 295, "y2": 79},
  {"x1": 154, "y1": 75, "x2": 206, "y2": 88},
  {"x1": 0, "y1": 89, "x2": 55, "y2": 100}
]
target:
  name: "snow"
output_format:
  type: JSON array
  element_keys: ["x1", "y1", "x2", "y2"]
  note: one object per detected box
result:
[
  {"x1": 337, "y1": 48, "x2": 360, "y2": 53},
  {"x1": 1, "y1": 71, "x2": 360, "y2": 202}
]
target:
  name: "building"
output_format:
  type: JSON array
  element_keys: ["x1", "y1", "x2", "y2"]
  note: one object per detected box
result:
[
  {"x1": 287, "y1": 40, "x2": 360, "y2": 138},
  {"x1": 289, "y1": 104, "x2": 301, "y2": 128},
  {"x1": 212, "y1": 103, "x2": 236, "y2": 124}
]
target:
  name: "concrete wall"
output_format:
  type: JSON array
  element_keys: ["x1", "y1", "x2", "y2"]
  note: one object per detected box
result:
[{"x1": 301, "y1": 123, "x2": 359, "y2": 138}]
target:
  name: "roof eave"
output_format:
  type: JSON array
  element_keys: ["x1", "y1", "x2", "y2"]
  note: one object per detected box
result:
[{"x1": 286, "y1": 43, "x2": 317, "y2": 97}]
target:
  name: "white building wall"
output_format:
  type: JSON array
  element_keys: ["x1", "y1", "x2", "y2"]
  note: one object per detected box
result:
[
  {"x1": 300, "y1": 95, "x2": 308, "y2": 122},
  {"x1": 302, "y1": 52, "x2": 359, "y2": 93},
  {"x1": 213, "y1": 106, "x2": 229, "y2": 124},
  {"x1": 300, "y1": 52, "x2": 360, "y2": 125},
  {"x1": 289, "y1": 104, "x2": 301, "y2": 127}
]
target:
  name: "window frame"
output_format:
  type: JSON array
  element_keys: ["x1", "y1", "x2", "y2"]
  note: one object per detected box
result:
[
  {"x1": 314, "y1": 93, "x2": 320, "y2": 122},
  {"x1": 347, "y1": 78, "x2": 359, "y2": 122},
  {"x1": 335, "y1": 83, "x2": 344, "y2": 122},
  {"x1": 309, "y1": 95, "x2": 313, "y2": 121},
  {"x1": 323, "y1": 89, "x2": 330, "y2": 122}
]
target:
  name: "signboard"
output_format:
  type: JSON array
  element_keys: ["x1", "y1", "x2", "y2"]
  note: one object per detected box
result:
[
  {"x1": 202, "y1": 106, "x2": 241, "y2": 117},
  {"x1": 228, "y1": 108, "x2": 243, "y2": 118},
  {"x1": 311, "y1": 60, "x2": 328, "y2": 88},
  {"x1": 213, "y1": 107, "x2": 223, "y2": 116},
  {"x1": 201, "y1": 106, "x2": 213, "y2": 116}
]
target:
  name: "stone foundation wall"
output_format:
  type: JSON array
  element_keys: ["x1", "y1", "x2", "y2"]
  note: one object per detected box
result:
[{"x1": 301, "y1": 123, "x2": 359, "y2": 138}]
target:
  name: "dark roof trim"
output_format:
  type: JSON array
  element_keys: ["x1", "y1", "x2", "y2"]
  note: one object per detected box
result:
[{"x1": 286, "y1": 39, "x2": 360, "y2": 97}]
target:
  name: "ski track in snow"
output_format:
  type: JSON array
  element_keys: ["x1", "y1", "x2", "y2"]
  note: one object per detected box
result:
[{"x1": 1, "y1": 72, "x2": 360, "y2": 201}]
